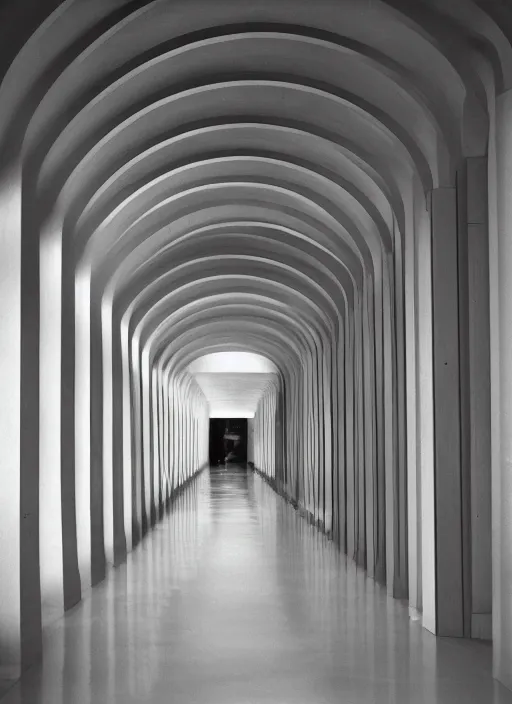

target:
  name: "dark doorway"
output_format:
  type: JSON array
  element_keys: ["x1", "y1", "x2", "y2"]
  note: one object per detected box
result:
[{"x1": 209, "y1": 419, "x2": 248, "y2": 465}]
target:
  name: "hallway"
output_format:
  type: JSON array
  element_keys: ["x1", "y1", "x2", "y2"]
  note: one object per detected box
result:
[
  {"x1": 5, "y1": 0, "x2": 512, "y2": 696},
  {"x1": 1, "y1": 465, "x2": 510, "y2": 704}
]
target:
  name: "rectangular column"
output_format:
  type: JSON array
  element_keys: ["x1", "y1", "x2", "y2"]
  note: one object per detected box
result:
[
  {"x1": 431, "y1": 186, "x2": 464, "y2": 637},
  {"x1": 416, "y1": 184, "x2": 435, "y2": 634},
  {"x1": 494, "y1": 87, "x2": 512, "y2": 689},
  {"x1": 465, "y1": 157, "x2": 492, "y2": 640},
  {"x1": 393, "y1": 218, "x2": 408, "y2": 599},
  {"x1": 0, "y1": 167, "x2": 23, "y2": 681},
  {"x1": 0, "y1": 162, "x2": 42, "y2": 679},
  {"x1": 405, "y1": 184, "x2": 421, "y2": 615}
]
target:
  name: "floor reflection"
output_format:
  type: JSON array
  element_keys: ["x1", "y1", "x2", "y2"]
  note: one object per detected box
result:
[{"x1": 2, "y1": 464, "x2": 511, "y2": 703}]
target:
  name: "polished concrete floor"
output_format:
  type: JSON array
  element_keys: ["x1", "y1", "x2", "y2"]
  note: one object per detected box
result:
[{"x1": 2, "y1": 465, "x2": 512, "y2": 704}]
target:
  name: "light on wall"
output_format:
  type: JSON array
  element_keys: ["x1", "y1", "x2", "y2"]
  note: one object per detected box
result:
[{"x1": 209, "y1": 408, "x2": 255, "y2": 419}]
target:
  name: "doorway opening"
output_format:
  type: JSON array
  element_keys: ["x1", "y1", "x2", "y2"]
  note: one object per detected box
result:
[{"x1": 209, "y1": 419, "x2": 248, "y2": 465}]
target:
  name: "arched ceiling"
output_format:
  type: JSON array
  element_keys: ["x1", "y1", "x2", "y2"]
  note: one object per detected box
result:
[{"x1": 1, "y1": 0, "x2": 510, "y2": 410}]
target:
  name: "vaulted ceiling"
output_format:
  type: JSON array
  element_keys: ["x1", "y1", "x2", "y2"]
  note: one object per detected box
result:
[{"x1": 2, "y1": 0, "x2": 508, "y2": 412}]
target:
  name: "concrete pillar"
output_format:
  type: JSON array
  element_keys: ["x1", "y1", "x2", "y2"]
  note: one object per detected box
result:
[
  {"x1": 430, "y1": 186, "x2": 464, "y2": 637},
  {"x1": 274, "y1": 383, "x2": 284, "y2": 483},
  {"x1": 130, "y1": 335, "x2": 147, "y2": 537},
  {"x1": 102, "y1": 296, "x2": 128, "y2": 566},
  {"x1": 19, "y1": 172, "x2": 43, "y2": 670},
  {"x1": 89, "y1": 282, "x2": 107, "y2": 586},
  {"x1": 60, "y1": 242, "x2": 81, "y2": 610},
  {"x1": 75, "y1": 267, "x2": 108, "y2": 588},
  {"x1": 374, "y1": 270, "x2": 387, "y2": 585},
  {"x1": 384, "y1": 252, "x2": 396, "y2": 597},
  {"x1": 363, "y1": 278, "x2": 376, "y2": 578},
  {"x1": 39, "y1": 226, "x2": 64, "y2": 625},
  {"x1": 140, "y1": 347, "x2": 156, "y2": 526},
  {"x1": 404, "y1": 183, "x2": 421, "y2": 615},
  {"x1": 121, "y1": 317, "x2": 136, "y2": 548},
  {"x1": 385, "y1": 239, "x2": 408, "y2": 600},
  {"x1": 345, "y1": 311, "x2": 356, "y2": 561},
  {"x1": 393, "y1": 223, "x2": 408, "y2": 600},
  {"x1": 101, "y1": 299, "x2": 115, "y2": 569},
  {"x1": 354, "y1": 300, "x2": 366, "y2": 568},
  {"x1": 152, "y1": 368, "x2": 162, "y2": 518},
  {"x1": 75, "y1": 270, "x2": 92, "y2": 591},
  {"x1": 494, "y1": 87, "x2": 512, "y2": 689},
  {"x1": 247, "y1": 418, "x2": 254, "y2": 463},
  {"x1": 335, "y1": 324, "x2": 346, "y2": 552},
  {"x1": 460, "y1": 157, "x2": 492, "y2": 640},
  {"x1": 0, "y1": 161, "x2": 42, "y2": 679},
  {"x1": 416, "y1": 182, "x2": 436, "y2": 634},
  {"x1": 108, "y1": 299, "x2": 129, "y2": 562},
  {"x1": 39, "y1": 215, "x2": 80, "y2": 623},
  {"x1": 322, "y1": 342, "x2": 333, "y2": 534}
]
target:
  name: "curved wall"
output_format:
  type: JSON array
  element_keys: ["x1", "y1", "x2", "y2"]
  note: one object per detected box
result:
[{"x1": 0, "y1": 0, "x2": 510, "y2": 691}]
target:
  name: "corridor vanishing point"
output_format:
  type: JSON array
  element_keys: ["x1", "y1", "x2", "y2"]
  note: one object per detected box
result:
[{"x1": 1, "y1": 0, "x2": 512, "y2": 701}]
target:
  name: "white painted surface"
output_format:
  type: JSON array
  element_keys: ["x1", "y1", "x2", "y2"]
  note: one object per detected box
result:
[
  {"x1": 0, "y1": 164, "x2": 22, "y2": 678},
  {"x1": 189, "y1": 353, "x2": 278, "y2": 418},
  {"x1": 0, "y1": 0, "x2": 510, "y2": 689},
  {"x1": 39, "y1": 230, "x2": 64, "y2": 626},
  {"x1": 416, "y1": 190, "x2": 436, "y2": 636},
  {"x1": 74, "y1": 270, "x2": 92, "y2": 591},
  {"x1": 193, "y1": 372, "x2": 277, "y2": 418},
  {"x1": 495, "y1": 88, "x2": 512, "y2": 689},
  {"x1": 189, "y1": 351, "x2": 277, "y2": 374}
]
